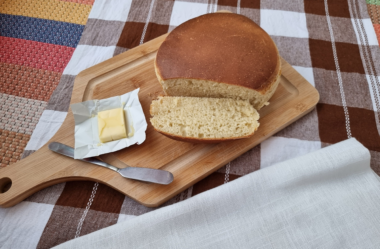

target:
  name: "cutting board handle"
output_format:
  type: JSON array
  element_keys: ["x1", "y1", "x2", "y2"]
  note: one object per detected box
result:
[
  {"x1": 0, "y1": 147, "x2": 64, "y2": 207},
  {"x1": 0, "y1": 145, "x2": 96, "y2": 208},
  {"x1": 0, "y1": 177, "x2": 12, "y2": 195}
]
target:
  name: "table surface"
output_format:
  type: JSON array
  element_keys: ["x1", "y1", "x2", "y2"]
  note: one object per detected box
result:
[{"x1": 0, "y1": 0, "x2": 380, "y2": 248}]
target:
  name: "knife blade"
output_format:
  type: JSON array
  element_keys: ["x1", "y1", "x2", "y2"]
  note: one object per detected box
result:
[{"x1": 48, "y1": 142, "x2": 174, "y2": 185}]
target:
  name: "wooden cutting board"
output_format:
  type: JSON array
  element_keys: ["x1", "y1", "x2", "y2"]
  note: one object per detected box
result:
[{"x1": 0, "y1": 33, "x2": 319, "y2": 208}]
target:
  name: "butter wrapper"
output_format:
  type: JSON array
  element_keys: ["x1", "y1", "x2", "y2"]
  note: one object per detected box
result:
[{"x1": 71, "y1": 88, "x2": 146, "y2": 159}]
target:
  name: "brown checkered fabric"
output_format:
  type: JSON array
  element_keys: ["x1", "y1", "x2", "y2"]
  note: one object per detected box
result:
[{"x1": 1, "y1": 0, "x2": 380, "y2": 248}]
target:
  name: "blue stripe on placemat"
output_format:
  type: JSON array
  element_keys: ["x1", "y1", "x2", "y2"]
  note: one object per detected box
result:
[{"x1": 0, "y1": 14, "x2": 85, "y2": 48}]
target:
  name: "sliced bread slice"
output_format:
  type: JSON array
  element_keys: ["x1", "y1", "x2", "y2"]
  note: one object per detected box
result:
[{"x1": 150, "y1": 96, "x2": 260, "y2": 143}]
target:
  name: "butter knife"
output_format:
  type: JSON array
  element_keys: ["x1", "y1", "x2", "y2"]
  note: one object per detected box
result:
[{"x1": 48, "y1": 142, "x2": 173, "y2": 185}]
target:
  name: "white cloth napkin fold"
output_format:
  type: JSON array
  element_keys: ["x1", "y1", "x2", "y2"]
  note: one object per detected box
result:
[{"x1": 55, "y1": 138, "x2": 380, "y2": 249}]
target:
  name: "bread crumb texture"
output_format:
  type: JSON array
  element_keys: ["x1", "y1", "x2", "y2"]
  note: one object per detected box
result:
[
  {"x1": 159, "y1": 77, "x2": 280, "y2": 110},
  {"x1": 150, "y1": 96, "x2": 260, "y2": 139}
]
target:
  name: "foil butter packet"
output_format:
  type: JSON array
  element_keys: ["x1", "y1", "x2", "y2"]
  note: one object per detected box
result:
[{"x1": 71, "y1": 88, "x2": 147, "y2": 159}]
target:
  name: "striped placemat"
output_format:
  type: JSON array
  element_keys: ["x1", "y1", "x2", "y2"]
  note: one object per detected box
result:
[{"x1": 0, "y1": 0, "x2": 93, "y2": 168}]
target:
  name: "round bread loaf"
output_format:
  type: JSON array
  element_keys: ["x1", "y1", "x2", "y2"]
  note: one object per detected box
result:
[{"x1": 154, "y1": 13, "x2": 281, "y2": 110}]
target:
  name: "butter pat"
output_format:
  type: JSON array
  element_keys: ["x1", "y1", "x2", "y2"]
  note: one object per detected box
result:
[
  {"x1": 72, "y1": 89, "x2": 146, "y2": 159},
  {"x1": 97, "y1": 108, "x2": 127, "y2": 143}
]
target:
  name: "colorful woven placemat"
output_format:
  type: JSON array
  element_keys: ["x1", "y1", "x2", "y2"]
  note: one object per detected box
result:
[
  {"x1": 367, "y1": 0, "x2": 380, "y2": 41},
  {"x1": 0, "y1": 0, "x2": 93, "y2": 168}
]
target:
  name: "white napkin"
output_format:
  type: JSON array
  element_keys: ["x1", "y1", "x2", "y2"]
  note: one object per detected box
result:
[{"x1": 55, "y1": 138, "x2": 380, "y2": 249}]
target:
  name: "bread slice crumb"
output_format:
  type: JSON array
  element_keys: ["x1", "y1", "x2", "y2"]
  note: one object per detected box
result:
[{"x1": 150, "y1": 96, "x2": 260, "y2": 141}]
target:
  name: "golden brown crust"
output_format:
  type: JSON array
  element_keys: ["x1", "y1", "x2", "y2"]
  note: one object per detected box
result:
[
  {"x1": 155, "y1": 13, "x2": 281, "y2": 94},
  {"x1": 153, "y1": 128, "x2": 256, "y2": 144}
]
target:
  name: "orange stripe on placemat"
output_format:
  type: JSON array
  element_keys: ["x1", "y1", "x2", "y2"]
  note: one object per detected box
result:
[
  {"x1": 59, "y1": 0, "x2": 95, "y2": 5},
  {"x1": 0, "y1": 0, "x2": 92, "y2": 25},
  {"x1": 0, "y1": 129, "x2": 30, "y2": 168},
  {"x1": 374, "y1": 24, "x2": 380, "y2": 44},
  {"x1": 0, "y1": 63, "x2": 61, "y2": 101},
  {"x1": 0, "y1": 37, "x2": 74, "y2": 73}
]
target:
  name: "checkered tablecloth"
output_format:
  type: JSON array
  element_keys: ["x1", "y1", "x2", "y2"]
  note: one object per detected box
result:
[{"x1": 1, "y1": 0, "x2": 380, "y2": 248}]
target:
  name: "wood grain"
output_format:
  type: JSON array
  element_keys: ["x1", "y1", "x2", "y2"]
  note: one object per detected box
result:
[{"x1": 0, "y1": 33, "x2": 319, "y2": 208}]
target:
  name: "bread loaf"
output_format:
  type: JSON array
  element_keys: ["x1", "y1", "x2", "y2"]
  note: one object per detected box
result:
[
  {"x1": 154, "y1": 13, "x2": 281, "y2": 110},
  {"x1": 150, "y1": 96, "x2": 260, "y2": 143}
]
